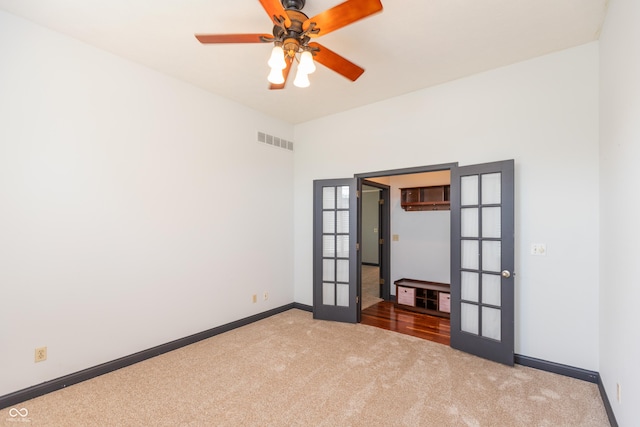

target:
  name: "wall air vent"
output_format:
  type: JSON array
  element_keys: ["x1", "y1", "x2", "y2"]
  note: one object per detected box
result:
[{"x1": 257, "y1": 131, "x2": 294, "y2": 152}]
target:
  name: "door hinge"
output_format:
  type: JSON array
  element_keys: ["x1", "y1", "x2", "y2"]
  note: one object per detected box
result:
[
  {"x1": 379, "y1": 198, "x2": 384, "y2": 205},
  {"x1": 356, "y1": 190, "x2": 360, "y2": 198},
  {"x1": 379, "y1": 278, "x2": 385, "y2": 285},
  {"x1": 379, "y1": 238, "x2": 384, "y2": 245},
  {"x1": 356, "y1": 243, "x2": 360, "y2": 251},
  {"x1": 356, "y1": 295, "x2": 360, "y2": 304}
]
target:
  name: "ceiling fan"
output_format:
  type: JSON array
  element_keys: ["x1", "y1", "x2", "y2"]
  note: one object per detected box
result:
[{"x1": 195, "y1": 0, "x2": 383, "y2": 89}]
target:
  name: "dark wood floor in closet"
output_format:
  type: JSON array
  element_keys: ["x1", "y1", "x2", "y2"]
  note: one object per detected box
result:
[{"x1": 361, "y1": 301, "x2": 451, "y2": 346}]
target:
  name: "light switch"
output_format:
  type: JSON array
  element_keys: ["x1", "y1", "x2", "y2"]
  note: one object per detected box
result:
[{"x1": 392, "y1": 234, "x2": 399, "y2": 241}]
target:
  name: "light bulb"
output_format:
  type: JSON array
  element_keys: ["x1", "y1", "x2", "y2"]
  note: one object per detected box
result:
[
  {"x1": 267, "y1": 67, "x2": 285, "y2": 84},
  {"x1": 293, "y1": 68, "x2": 310, "y2": 88},
  {"x1": 267, "y1": 46, "x2": 286, "y2": 70},
  {"x1": 298, "y1": 51, "x2": 316, "y2": 74}
]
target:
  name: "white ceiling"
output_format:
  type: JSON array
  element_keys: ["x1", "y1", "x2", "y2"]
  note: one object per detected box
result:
[{"x1": 0, "y1": 0, "x2": 608, "y2": 124}]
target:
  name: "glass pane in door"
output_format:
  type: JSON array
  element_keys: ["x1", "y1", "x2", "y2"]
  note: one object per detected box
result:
[
  {"x1": 482, "y1": 207, "x2": 501, "y2": 238},
  {"x1": 337, "y1": 186, "x2": 349, "y2": 209},
  {"x1": 337, "y1": 284, "x2": 349, "y2": 307},
  {"x1": 482, "y1": 274, "x2": 501, "y2": 306},
  {"x1": 482, "y1": 240, "x2": 501, "y2": 272},
  {"x1": 461, "y1": 176, "x2": 479, "y2": 205},
  {"x1": 336, "y1": 211, "x2": 349, "y2": 233},
  {"x1": 461, "y1": 240, "x2": 479, "y2": 270},
  {"x1": 323, "y1": 259, "x2": 335, "y2": 282},
  {"x1": 461, "y1": 303, "x2": 479, "y2": 334},
  {"x1": 323, "y1": 187, "x2": 335, "y2": 209},
  {"x1": 336, "y1": 260, "x2": 349, "y2": 282},
  {"x1": 461, "y1": 271, "x2": 479, "y2": 302},
  {"x1": 482, "y1": 307, "x2": 501, "y2": 340},
  {"x1": 481, "y1": 173, "x2": 501, "y2": 204},
  {"x1": 461, "y1": 208, "x2": 479, "y2": 237},
  {"x1": 323, "y1": 283, "x2": 335, "y2": 305},
  {"x1": 323, "y1": 236, "x2": 335, "y2": 258}
]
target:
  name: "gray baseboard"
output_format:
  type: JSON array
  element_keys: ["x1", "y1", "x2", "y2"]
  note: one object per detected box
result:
[
  {"x1": 0, "y1": 303, "x2": 296, "y2": 410},
  {"x1": 514, "y1": 354, "x2": 598, "y2": 382},
  {"x1": 597, "y1": 375, "x2": 618, "y2": 427},
  {"x1": 292, "y1": 302, "x2": 312, "y2": 312},
  {"x1": 515, "y1": 354, "x2": 617, "y2": 427}
]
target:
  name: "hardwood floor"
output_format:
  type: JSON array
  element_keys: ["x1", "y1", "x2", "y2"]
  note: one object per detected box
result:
[{"x1": 361, "y1": 301, "x2": 451, "y2": 345}]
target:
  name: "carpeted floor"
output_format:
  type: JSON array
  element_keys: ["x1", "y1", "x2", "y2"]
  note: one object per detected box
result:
[
  {"x1": 1, "y1": 309, "x2": 609, "y2": 426},
  {"x1": 361, "y1": 264, "x2": 383, "y2": 309}
]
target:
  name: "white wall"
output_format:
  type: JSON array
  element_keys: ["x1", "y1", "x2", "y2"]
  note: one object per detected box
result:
[
  {"x1": 389, "y1": 172, "x2": 451, "y2": 291},
  {"x1": 599, "y1": 0, "x2": 640, "y2": 424},
  {"x1": 294, "y1": 42, "x2": 600, "y2": 370},
  {"x1": 0, "y1": 11, "x2": 294, "y2": 396}
]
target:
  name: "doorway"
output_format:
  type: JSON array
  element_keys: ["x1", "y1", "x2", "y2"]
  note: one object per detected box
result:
[
  {"x1": 358, "y1": 170, "x2": 453, "y2": 344},
  {"x1": 360, "y1": 182, "x2": 385, "y2": 310}
]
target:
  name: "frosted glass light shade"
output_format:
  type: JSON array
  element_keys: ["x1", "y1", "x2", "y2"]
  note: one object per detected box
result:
[
  {"x1": 298, "y1": 51, "x2": 316, "y2": 74},
  {"x1": 293, "y1": 68, "x2": 310, "y2": 87},
  {"x1": 267, "y1": 67, "x2": 285, "y2": 84},
  {"x1": 267, "y1": 46, "x2": 286, "y2": 69}
]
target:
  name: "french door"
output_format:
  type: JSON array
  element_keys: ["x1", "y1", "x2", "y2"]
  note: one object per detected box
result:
[
  {"x1": 450, "y1": 160, "x2": 515, "y2": 365},
  {"x1": 312, "y1": 178, "x2": 360, "y2": 323},
  {"x1": 312, "y1": 160, "x2": 515, "y2": 366}
]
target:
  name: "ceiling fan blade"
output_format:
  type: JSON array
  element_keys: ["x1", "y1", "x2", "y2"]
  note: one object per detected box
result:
[
  {"x1": 303, "y1": 0, "x2": 383, "y2": 36},
  {"x1": 195, "y1": 34, "x2": 272, "y2": 44},
  {"x1": 308, "y1": 42, "x2": 364, "y2": 82},
  {"x1": 269, "y1": 56, "x2": 294, "y2": 90},
  {"x1": 259, "y1": 0, "x2": 291, "y2": 27}
]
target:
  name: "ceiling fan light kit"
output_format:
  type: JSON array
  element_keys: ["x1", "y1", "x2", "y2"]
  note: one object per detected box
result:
[{"x1": 195, "y1": 0, "x2": 383, "y2": 89}]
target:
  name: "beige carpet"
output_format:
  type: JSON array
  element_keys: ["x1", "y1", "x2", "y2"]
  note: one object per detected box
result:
[
  {"x1": 361, "y1": 264, "x2": 384, "y2": 309},
  {"x1": 1, "y1": 309, "x2": 609, "y2": 426}
]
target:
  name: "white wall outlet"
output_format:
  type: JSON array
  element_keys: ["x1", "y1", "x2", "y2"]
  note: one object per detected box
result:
[
  {"x1": 263, "y1": 291, "x2": 269, "y2": 301},
  {"x1": 35, "y1": 346, "x2": 47, "y2": 363},
  {"x1": 531, "y1": 243, "x2": 547, "y2": 256},
  {"x1": 392, "y1": 234, "x2": 399, "y2": 241}
]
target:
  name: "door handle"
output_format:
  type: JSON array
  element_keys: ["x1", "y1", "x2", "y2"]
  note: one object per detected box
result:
[{"x1": 501, "y1": 270, "x2": 511, "y2": 278}]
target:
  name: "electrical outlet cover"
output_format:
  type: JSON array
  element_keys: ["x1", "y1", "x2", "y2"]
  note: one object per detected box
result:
[{"x1": 35, "y1": 347, "x2": 47, "y2": 362}]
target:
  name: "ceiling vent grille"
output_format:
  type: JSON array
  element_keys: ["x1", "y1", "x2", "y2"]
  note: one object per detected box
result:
[{"x1": 258, "y1": 131, "x2": 294, "y2": 152}]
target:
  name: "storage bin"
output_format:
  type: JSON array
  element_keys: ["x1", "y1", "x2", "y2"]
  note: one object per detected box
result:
[{"x1": 397, "y1": 286, "x2": 415, "y2": 306}]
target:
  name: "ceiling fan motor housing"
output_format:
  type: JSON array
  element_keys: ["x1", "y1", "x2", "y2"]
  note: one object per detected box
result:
[
  {"x1": 281, "y1": 0, "x2": 305, "y2": 11},
  {"x1": 273, "y1": 9, "x2": 310, "y2": 56}
]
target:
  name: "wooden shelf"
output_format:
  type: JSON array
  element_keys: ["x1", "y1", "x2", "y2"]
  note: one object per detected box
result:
[
  {"x1": 400, "y1": 185, "x2": 450, "y2": 211},
  {"x1": 394, "y1": 278, "x2": 450, "y2": 318}
]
